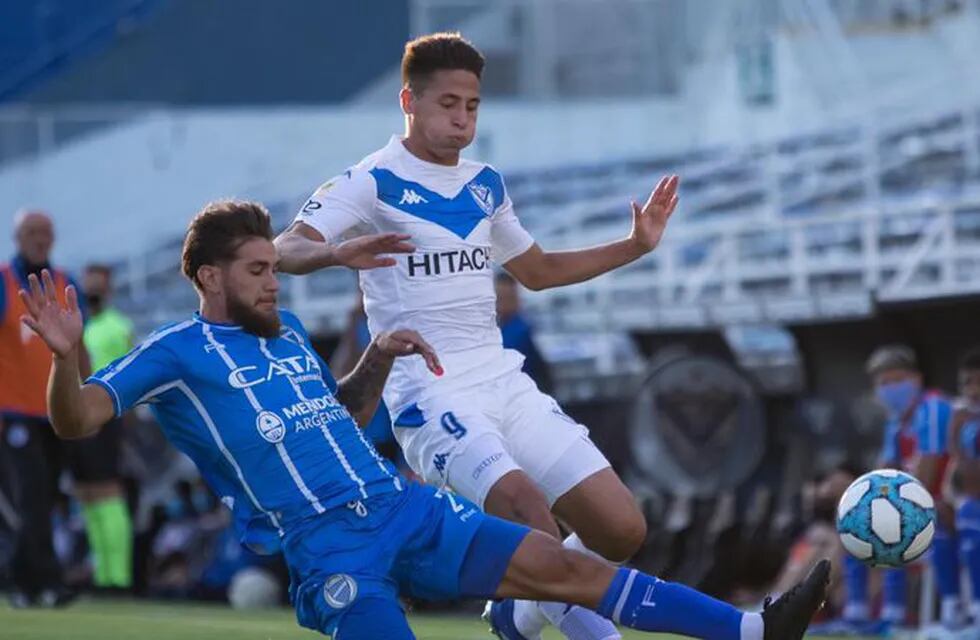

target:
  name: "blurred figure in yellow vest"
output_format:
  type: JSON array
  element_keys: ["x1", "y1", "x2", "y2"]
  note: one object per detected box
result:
[{"x1": 79, "y1": 264, "x2": 134, "y2": 592}]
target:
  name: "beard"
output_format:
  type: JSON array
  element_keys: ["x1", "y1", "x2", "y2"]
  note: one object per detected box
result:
[{"x1": 226, "y1": 293, "x2": 281, "y2": 338}]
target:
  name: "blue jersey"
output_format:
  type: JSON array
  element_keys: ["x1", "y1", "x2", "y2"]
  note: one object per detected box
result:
[
  {"x1": 499, "y1": 313, "x2": 551, "y2": 392},
  {"x1": 881, "y1": 391, "x2": 951, "y2": 495},
  {"x1": 958, "y1": 408, "x2": 980, "y2": 459},
  {"x1": 88, "y1": 310, "x2": 401, "y2": 553}
]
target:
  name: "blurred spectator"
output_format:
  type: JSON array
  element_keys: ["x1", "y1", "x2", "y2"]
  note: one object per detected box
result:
[
  {"x1": 0, "y1": 210, "x2": 87, "y2": 607},
  {"x1": 143, "y1": 478, "x2": 285, "y2": 603},
  {"x1": 949, "y1": 346, "x2": 980, "y2": 498},
  {"x1": 494, "y1": 272, "x2": 553, "y2": 393},
  {"x1": 145, "y1": 479, "x2": 224, "y2": 599},
  {"x1": 948, "y1": 347, "x2": 980, "y2": 628},
  {"x1": 838, "y1": 346, "x2": 960, "y2": 632},
  {"x1": 330, "y1": 289, "x2": 399, "y2": 461},
  {"x1": 78, "y1": 263, "x2": 134, "y2": 591}
]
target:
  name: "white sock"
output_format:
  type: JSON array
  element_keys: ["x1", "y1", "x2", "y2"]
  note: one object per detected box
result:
[
  {"x1": 842, "y1": 601, "x2": 870, "y2": 622},
  {"x1": 513, "y1": 599, "x2": 548, "y2": 639},
  {"x1": 740, "y1": 612, "x2": 764, "y2": 640},
  {"x1": 539, "y1": 534, "x2": 620, "y2": 640},
  {"x1": 563, "y1": 533, "x2": 607, "y2": 562},
  {"x1": 940, "y1": 596, "x2": 962, "y2": 626},
  {"x1": 880, "y1": 603, "x2": 905, "y2": 624},
  {"x1": 538, "y1": 601, "x2": 620, "y2": 640}
]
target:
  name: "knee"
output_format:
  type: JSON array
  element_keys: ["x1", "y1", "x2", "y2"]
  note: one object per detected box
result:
[{"x1": 588, "y1": 510, "x2": 647, "y2": 563}]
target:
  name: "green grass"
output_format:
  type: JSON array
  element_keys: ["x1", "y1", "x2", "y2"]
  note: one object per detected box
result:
[
  {"x1": 0, "y1": 598, "x2": 860, "y2": 639},
  {"x1": 0, "y1": 599, "x2": 651, "y2": 639}
]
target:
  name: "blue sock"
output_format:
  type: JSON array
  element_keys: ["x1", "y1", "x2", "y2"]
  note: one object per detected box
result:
[
  {"x1": 881, "y1": 568, "x2": 906, "y2": 623},
  {"x1": 959, "y1": 499, "x2": 980, "y2": 612},
  {"x1": 842, "y1": 554, "x2": 870, "y2": 621},
  {"x1": 597, "y1": 568, "x2": 745, "y2": 640},
  {"x1": 933, "y1": 523, "x2": 961, "y2": 599}
]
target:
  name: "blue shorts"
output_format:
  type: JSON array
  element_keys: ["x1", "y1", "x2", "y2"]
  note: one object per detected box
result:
[{"x1": 283, "y1": 481, "x2": 529, "y2": 636}]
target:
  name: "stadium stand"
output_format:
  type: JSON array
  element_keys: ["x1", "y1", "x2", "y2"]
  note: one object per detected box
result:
[{"x1": 72, "y1": 103, "x2": 978, "y2": 337}]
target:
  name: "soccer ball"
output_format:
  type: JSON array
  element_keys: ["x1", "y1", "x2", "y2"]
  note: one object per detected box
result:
[{"x1": 836, "y1": 469, "x2": 935, "y2": 567}]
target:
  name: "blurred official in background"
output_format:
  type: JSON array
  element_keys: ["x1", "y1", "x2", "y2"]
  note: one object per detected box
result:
[
  {"x1": 80, "y1": 263, "x2": 134, "y2": 591},
  {"x1": 0, "y1": 210, "x2": 86, "y2": 607}
]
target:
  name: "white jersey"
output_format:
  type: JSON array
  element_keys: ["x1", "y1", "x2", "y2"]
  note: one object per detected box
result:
[{"x1": 295, "y1": 136, "x2": 535, "y2": 418}]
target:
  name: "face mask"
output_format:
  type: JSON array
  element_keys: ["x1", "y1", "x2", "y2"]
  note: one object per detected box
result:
[
  {"x1": 876, "y1": 380, "x2": 920, "y2": 417},
  {"x1": 86, "y1": 294, "x2": 103, "y2": 310}
]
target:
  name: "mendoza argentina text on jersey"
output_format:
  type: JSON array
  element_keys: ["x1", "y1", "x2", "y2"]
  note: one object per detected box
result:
[
  {"x1": 296, "y1": 137, "x2": 535, "y2": 417},
  {"x1": 87, "y1": 310, "x2": 401, "y2": 553}
]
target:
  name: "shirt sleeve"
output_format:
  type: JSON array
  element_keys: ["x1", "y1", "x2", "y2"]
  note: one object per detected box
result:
[
  {"x1": 293, "y1": 169, "x2": 377, "y2": 244},
  {"x1": 86, "y1": 333, "x2": 179, "y2": 417},
  {"x1": 916, "y1": 396, "x2": 952, "y2": 455},
  {"x1": 490, "y1": 194, "x2": 535, "y2": 264}
]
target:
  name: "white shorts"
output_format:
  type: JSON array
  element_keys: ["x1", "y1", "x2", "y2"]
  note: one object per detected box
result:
[{"x1": 393, "y1": 367, "x2": 611, "y2": 508}]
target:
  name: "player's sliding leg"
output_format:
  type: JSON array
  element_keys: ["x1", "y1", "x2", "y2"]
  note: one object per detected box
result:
[
  {"x1": 483, "y1": 469, "x2": 621, "y2": 640},
  {"x1": 494, "y1": 530, "x2": 830, "y2": 640},
  {"x1": 332, "y1": 596, "x2": 417, "y2": 640}
]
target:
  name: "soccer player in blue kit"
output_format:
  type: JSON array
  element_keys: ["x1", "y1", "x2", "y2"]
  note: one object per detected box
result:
[{"x1": 23, "y1": 201, "x2": 828, "y2": 639}]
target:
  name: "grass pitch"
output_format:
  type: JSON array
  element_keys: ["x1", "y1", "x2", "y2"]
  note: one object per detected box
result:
[{"x1": 0, "y1": 598, "x2": 860, "y2": 639}]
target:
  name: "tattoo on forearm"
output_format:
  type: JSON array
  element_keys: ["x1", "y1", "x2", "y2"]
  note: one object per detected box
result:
[{"x1": 335, "y1": 344, "x2": 393, "y2": 423}]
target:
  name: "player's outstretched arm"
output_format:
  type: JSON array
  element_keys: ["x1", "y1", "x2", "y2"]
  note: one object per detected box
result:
[
  {"x1": 335, "y1": 329, "x2": 442, "y2": 427},
  {"x1": 504, "y1": 175, "x2": 679, "y2": 291},
  {"x1": 19, "y1": 270, "x2": 114, "y2": 439},
  {"x1": 275, "y1": 222, "x2": 414, "y2": 274}
]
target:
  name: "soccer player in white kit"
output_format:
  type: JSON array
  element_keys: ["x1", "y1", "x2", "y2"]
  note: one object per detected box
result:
[{"x1": 276, "y1": 33, "x2": 680, "y2": 640}]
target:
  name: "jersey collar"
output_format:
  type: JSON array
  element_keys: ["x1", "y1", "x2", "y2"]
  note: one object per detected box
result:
[
  {"x1": 389, "y1": 135, "x2": 463, "y2": 174},
  {"x1": 193, "y1": 311, "x2": 242, "y2": 331}
]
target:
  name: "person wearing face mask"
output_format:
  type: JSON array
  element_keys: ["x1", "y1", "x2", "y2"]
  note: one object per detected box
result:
[
  {"x1": 838, "y1": 345, "x2": 963, "y2": 636},
  {"x1": 948, "y1": 347, "x2": 980, "y2": 633},
  {"x1": 0, "y1": 209, "x2": 87, "y2": 607},
  {"x1": 76, "y1": 264, "x2": 134, "y2": 593}
]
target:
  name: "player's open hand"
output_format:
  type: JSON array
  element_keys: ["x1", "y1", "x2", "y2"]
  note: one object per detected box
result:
[
  {"x1": 332, "y1": 233, "x2": 415, "y2": 270},
  {"x1": 629, "y1": 174, "x2": 679, "y2": 253},
  {"x1": 18, "y1": 269, "x2": 84, "y2": 359},
  {"x1": 375, "y1": 329, "x2": 443, "y2": 376}
]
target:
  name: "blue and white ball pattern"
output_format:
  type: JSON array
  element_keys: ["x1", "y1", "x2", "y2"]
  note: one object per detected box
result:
[{"x1": 836, "y1": 469, "x2": 935, "y2": 567}]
